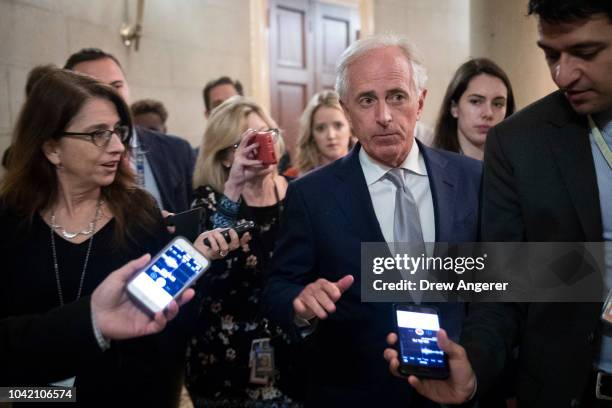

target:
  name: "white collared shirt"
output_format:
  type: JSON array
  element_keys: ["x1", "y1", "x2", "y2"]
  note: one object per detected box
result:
[{"x1": 358, "y1": 142, "x2": 435, "y2": 243}]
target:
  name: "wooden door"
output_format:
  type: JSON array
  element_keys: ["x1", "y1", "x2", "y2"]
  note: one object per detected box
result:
[
  {"x1": 313, "y1": 1, "x2": 360, "y2": 91},
  {"x1": 269, "y1": 0, "x2": 314, "y2": 158},
  {"x1": 269, "y1": 0, "x2": 359, "y2": 160}
]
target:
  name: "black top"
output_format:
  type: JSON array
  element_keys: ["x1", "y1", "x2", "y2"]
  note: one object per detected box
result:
[
  {"x1": 0, "y1": 207, "x2": 193, "y2": 407},
  {"x1": 186, "y1": 185, "x2": 303, "y2": 408}
]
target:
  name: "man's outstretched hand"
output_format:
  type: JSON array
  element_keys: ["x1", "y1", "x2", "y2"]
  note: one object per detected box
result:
[{"x1": 293, "y1": 275, "x2": 354, "y2": 320}]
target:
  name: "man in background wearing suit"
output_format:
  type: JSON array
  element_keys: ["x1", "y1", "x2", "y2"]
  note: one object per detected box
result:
[
  {"x1": 65, "y1": 49, "x2": 195, "y2": 213},
  {"x1": 385, "y1": 1, "x2": 612, "y2": 407},
  {"x1": 264, "y1": 34, "x2": 481, "y2": 407}
]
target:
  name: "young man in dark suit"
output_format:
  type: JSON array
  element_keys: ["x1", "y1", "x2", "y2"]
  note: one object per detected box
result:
[
  {"x1": 263, "y1": 34, "x2": 482, "y2": 407},
  {"x1": 64, "y1": 49, "x2": 195, "y2": 213},
  {"x1": 385, "y1": 1, "x2": 612, "y2": 406}
]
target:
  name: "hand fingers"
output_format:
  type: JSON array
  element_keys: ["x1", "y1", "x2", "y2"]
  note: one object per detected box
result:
[
  {"x1": 239, "y1": 231, "x2": 251, "y2": 246},
  {"x1": 408, "y1": 375, "x2": 425, "y2": 393},
  {"x1": 313, "y1": 288, "x2": 337, "y2": 314},
  {"x1": 437, "y1": 329, "x2": 464, "y2": 359},
  {"x1": 226, "y1": 228, "x2": 240, "y2": 250},
  {"x1": 115, "y1": 254, "x2": 151, "y2": 282},
  {"x1": 164, "y1": 301, "x2": 179, "y2": 321},
  {"x1": 319, "y1": 280, "x2": 342, "y2": 303},
  {"x1": 386, "y1": 332, "x2": 398, "y2": 346},
  {"x1": 177, "y1": 288, "x2": 195, "y2": 307},
  {"x1": 161, "y1": 210, "x2": 174, "y2": 219},
  {"x1": 335, "y1": 275, "x2": 354, "y2": 294},
  {"x1": 383, "y1": 346, "x2": 398, "y2": 363},
  {"x1": 238, "y1": 129, "x2": 257, "y2": 147},
  {"x1": 301, "y1": 294, "x2": 328, "y2": 319},
  {"x1": 292, "y1": 297, "x2": 311, "y2": 319},
  {"x1": 383, "y1": 348, "x2": 402, "y2": 378},
  {"x1": 149, "y1": 311, "x2": 168, "y2": 333}
]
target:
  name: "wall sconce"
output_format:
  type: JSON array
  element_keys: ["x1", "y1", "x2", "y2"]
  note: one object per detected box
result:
[{"x1": 120, "y1": 0, "x2": 145, "y2": 50}]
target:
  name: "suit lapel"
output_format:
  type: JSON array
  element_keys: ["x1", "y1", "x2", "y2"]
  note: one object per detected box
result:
[
  {"x1": 331, "y1": 145, "x2": 386, "y2": 243},
  {"x1": 546, "y1": 116, "x2": 603, "y2": 241},
  {"x1": 420, "y1": 142, "x2": 457, "y2": 242}
]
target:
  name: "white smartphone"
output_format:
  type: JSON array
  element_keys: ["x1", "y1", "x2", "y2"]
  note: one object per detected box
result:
[{"x1": 127, "y1": 236, "x2": 210, "y2": 316}]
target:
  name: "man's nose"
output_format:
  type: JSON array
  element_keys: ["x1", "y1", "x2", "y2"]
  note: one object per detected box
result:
[
  {"x1": 554, "y1": 55, "x2": 581, "y2": 90},
  {"x1": 375, "y1": 102, "x2": 392, "y2": 126}
]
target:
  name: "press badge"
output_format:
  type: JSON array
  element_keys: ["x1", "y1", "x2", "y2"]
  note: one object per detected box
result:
[{"x1": 249, "y1": 338, "x2": 275, "y2": 385}]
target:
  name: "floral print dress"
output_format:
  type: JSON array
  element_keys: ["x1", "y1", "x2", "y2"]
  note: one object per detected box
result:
[{"x1": 185, "y1": 185, "x2": 303, "y2": 408}]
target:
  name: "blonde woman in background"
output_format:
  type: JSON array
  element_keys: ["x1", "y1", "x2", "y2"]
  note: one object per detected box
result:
[
  {"x1": 187, "y1": 96, "x2": 302, "y2": 408},
  {"x1": 293, "y1": 90, "x2": 353, "y2": 176}
]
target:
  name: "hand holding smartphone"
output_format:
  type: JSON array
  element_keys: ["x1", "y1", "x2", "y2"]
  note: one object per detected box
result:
[
  {"x1": 202, "y1": 220, "x2": 255, "y2": 247},
  {"x1": 127, "y1": 237, "x2": 210, "y2": 316},
  {"x1": 393, "y1": 304, "x2": 449, "y2": 379}
]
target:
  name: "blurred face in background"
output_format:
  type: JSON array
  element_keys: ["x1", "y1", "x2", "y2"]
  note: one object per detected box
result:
[
  {"x1": 133, "y1": 112, "x2": 166, "y2": 134},
  {"x1": 451, "y1": 73, "x2": 508, "y2": 151},
  {"x1": 72, "y1": 57, "x2": 131, "y2": 103},
  {"x1": 311, "y1": 106, "x2": 351, "y2": 165},
  {"x1": 207, "y1": 84, "x2": 239, "y2": 116}
]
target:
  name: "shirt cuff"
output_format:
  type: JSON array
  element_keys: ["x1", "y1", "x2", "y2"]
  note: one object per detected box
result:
[
  {"x1": 90, "y1": 307, "x2": 111, "y2": 352},
  {"x1": 294, "y1": 314, "x2": 318, "y2": 338}
]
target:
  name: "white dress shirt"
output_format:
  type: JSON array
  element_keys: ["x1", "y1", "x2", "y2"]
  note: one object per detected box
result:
[{"x1": 358, "y1": 142, "x2": 435, "y2": 243}]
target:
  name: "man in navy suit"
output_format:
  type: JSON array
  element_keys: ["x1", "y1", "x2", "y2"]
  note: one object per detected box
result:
[
  {"x1": 64, "y1": 48, "x2": 195, "y2": 213},
  {"x1": 263, "y1": 34, "x2": 481, "y2": 407}
]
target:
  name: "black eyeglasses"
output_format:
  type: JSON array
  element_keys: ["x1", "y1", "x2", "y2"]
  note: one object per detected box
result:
[{"x1": 61, "y1": 125, "x2": 131, "y2": 147}]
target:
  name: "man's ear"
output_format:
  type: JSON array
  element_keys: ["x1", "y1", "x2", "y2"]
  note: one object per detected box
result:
[
  {"x1": 450, "y1": 100, "x2": 459, "y2": 119},
  {"x1": 42, "y1": 140, "x2": 61, "y2": 167},
  {"x1": 415, "y1": 88, "x2": 427, "y2": 120}
]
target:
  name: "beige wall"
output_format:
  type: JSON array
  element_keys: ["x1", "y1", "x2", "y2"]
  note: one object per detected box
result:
[
  {"x1": 373, "y1": 0, "x2": 471, "y2": 129},
  {"x1": 470, "y1": 0, "x2": 556, "y2": 110},
  {"x1": 0, "y1": 0, "x2": 254, "y2": 152},
  {"x1": 0, "y1": 0, "x2": 559, "y2": 163}
]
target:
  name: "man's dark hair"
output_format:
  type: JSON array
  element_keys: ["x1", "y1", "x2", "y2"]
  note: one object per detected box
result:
[
  {"x1": 131, "y1": 99, "x2": 169, "y2": 123},
  {"x1": 63, "y1": 48, "x2": 123, "y2": 71},
  {"x1": 528, "y1": 0, "x2": 612, "y2": 24},
  {"x1": 202, "y1": 76, "x2": 243, "y2": 112}
]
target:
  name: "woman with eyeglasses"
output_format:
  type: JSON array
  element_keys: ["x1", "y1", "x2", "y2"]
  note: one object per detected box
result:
[
  {"x1": 0, "y1": 68, "x2": 239, "y2": 407},
  {"x1": 188, "y1": 96, "x2": 303, "y2": 407}
]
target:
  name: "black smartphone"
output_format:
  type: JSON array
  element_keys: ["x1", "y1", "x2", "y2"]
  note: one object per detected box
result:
[
  {"x1": 393, "y1": 304, "x2": 449, "y2": 379},
  {"x1": 202, "y1": 220, "x2": 255, "y2": 247},
  {"x1": 165, "y1": 207, "x2": 205, "y2": 242}
]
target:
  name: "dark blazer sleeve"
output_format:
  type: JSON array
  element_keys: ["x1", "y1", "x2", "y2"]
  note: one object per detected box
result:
[
  {"x1": 0, "y1": 296, "x2": 103, "y2": 384},
  {"x1": 461, "y1": 126, "x2": 526, "y2": 396},
  {"x1": 262, "y1": 182, "x2": 317, "y2": 339}
]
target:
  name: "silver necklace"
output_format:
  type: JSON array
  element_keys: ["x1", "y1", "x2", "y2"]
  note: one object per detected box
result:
[
  {"x1": 49, "y1": 199, "x2": 102, "y2": 306},
  {"x1": 50, "y1": 200, "x2": 103, "y2": 239}
]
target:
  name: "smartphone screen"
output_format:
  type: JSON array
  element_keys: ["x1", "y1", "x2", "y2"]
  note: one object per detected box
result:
[
  {"x1": 128, "y1": 237, "x2": 209, "y2": 313},
  {"x1": 395, "y1": 307, "x2": 448, "y2": 377}
]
